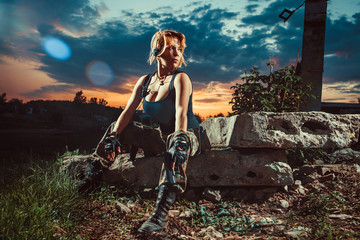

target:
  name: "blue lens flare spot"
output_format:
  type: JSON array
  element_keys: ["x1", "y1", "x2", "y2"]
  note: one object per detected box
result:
[
  {"x1": 86, "y1": 61, "x2": 114, "y2": 86},
  {"x1": 41, "y1": 36, "x2": 72, "y2": 61}
]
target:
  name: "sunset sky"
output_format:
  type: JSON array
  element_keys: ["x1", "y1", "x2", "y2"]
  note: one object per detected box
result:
[{"x1": 0, "y1": 0, "x2": 359, "y2": 117}]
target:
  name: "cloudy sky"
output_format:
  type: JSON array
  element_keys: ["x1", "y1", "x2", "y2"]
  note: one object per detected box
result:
[{"x1": 0, "y1": 0, "x2": 359, "y2": 117}]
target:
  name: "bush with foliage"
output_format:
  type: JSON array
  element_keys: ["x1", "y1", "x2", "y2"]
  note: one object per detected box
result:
[{"x1": 229, "y1": 63, "x2": 316, "y2": 114}]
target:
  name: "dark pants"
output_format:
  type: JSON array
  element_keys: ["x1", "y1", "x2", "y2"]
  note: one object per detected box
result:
[
  {"x1": 94, "y1": 122, "x2": 200, "y2": 193},
  {"x1": 159, "y1": 129, "x2": 199, "y2": 193}
]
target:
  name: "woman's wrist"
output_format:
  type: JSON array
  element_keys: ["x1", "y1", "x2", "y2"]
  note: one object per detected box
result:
[{"x1": 109, "y1": 131, "x2": 119, "y2": 138}]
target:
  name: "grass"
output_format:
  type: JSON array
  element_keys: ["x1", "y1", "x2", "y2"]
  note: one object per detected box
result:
[
  {"x1": 1, "y1": 148, "x2": 359, "y2": 239},
  {"x1": 0, "y1": 146, "x2": 146, "y2": 240},
  {"x1": 286, "y1": 189, "x2": 360, "y2": 239},
  {"x1": 0, "y1": 150, "x2": 84, "y2": 240}
]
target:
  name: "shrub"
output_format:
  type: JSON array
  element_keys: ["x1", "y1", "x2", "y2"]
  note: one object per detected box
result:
[{"x1": 229, "y1": 63, "x2": 315, "y2": 114}]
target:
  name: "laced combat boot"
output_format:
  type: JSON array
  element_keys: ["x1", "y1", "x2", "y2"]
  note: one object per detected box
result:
[{"x1": 138, "y1": 184, "x2": 176, "y2": 233}]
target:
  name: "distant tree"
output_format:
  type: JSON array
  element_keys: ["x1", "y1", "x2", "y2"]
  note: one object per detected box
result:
[
  {"x1": 9, "y1": 98, "x2": 23, "y2": 104},
  {"x1": 0, "y1": 93, "x2": 6, "y2": 105},
  {"x1": 0, "y1": 93, "x2": 6, "y2": 113},
  {"x1": 89, "y1": 97, "x2": 98, "y2": 104},
  {"x1": 194, "y1": 113, "x2": 203, "y2": 123},
  {"x1": 98, "y1": 98, "x2": 108, "y2": 106},
  {"x1": 88, "y1": 96, "x2": 108, "y2": 106},
  {"x1": 214, "y1": 113, "x2": 224, "y2": 118},
  {"x1": 74, "y1": 90, "x2": 87, "y2": 104},
  {"x1": 7, "y1": 98, "x2": 24, "y2": 113}
]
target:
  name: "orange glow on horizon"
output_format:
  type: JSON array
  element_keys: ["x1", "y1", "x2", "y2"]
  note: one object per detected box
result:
[
  {"x1": 0, "y1": 55, "x2": 237, "y2": 118},
  {"x1": 322, "y1": 82, "x2": 359, "y2": 103},
  {"x1": 2, "y1": 55, "x2": 358, "y2": 119},
  {"x1": 0, "y1": 56, "x2": 57, "y2": 98}
]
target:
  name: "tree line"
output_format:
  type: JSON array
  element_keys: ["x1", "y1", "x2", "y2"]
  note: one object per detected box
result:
[{"x1": 73, "y1": 90, "x2": 108, "y2": 106}]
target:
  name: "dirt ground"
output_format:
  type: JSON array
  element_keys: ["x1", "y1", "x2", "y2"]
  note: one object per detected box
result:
[{"x1": 62, "y1": 162, "x2": 360, "y2": 240}]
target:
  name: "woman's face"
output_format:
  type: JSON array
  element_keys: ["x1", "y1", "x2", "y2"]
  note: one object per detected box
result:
[{"x1": 158, "y1": 38, "x2": 182, "y2": 70}]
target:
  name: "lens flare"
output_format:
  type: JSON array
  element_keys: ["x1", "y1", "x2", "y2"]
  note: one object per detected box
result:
[
  {"x1": 86, "y1": 60, "x2": 114, "y2": 86},
  {"x1": 41, "y1": 36, "x2": 72, "y2": 61}
]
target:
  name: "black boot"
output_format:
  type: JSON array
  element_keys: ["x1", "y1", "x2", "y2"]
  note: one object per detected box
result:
[{"x1": 138, "y1": 185, "x2": 176, "y2": 233}]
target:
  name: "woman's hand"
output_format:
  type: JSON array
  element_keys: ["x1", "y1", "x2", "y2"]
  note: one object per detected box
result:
[
  {"x1": 104, "y1": 133, "x2": 121, "y2": 162},
  {"x1": 167, "y1": 139, "x2": 188, "y2": 164}
]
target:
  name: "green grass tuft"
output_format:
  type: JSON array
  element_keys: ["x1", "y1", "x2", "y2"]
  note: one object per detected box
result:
[{"x1": 0, "y1": 156, "x2": 84, "y2": 239}]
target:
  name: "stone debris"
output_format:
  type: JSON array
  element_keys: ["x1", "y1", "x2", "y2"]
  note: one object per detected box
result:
[
  {"x1": 294, "y1": 180, "x2": 302, "y2": 186},
  {"x1": 62, "y1": 113, "x2": 360, "y2": 191},
  {"x1": 284, "y1": 229, "x2": 309, "y2": 239},
  {"x1": 114, "y1": 201, "x2": 131, "y2": 214},
  {"x1": 327, "y1": 148, "x2": 360, "y2": 163},
  {"x1": 248, "y1": 215, "x2": 283, "y2": 226},
  {"x1": 179, "y1": 210, "x2": 192, "y2": 218},
  {"x1": 201, "y1": 112, "x2": 360, "y2": 149},
  {"x1": 177, "y1": 235, "x2": 195, "y2": 240},
  {"x1": 34, "y1": 113, "x2": 360, "y2": 239},
  {"x1": 280, "y1": 200, "x2": 289, "y2": 209},
  {"x1": 329, "y1": 214, "x2": 353, "y2": 220},
  {"x1": 102, "y1": 149, "x2": 294, "y2": 188},
  {"x1": 198, "y1": 226, "x2": 224, "y2": 239},
  {"x1": 318, "y1": 173, "x2": 335, "y2": 182},
  {"x1": 202, "y1": 188, "x2": 221, "y2": 203},
  {"x1": 169, "y1": 210, "x2": 180, "y2": 218},
  {"x1": 355, "y1": 164, "x2": 360, "y2": 173}
]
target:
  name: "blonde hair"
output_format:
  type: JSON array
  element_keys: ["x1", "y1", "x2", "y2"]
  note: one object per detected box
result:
[{"x1": 148, "y1": 30, "x2": 187, "y2": 67}]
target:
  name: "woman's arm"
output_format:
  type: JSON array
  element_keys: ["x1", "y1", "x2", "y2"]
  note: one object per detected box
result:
[
  {"x1": 174, "y1": 72, "x2": 192, "y2": 132},
  {"x1": 112, "y1": 75, "x2": 148, "y2": 134}
]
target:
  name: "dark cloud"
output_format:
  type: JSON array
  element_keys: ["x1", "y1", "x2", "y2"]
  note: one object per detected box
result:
[
  {"x1": 241, "y1": 0, "x2": 360, "y2": 86},
  {"x1": 323, "y1": 97, "x2": 348, "y2": 101},
  {"x1": 185, "y1": 1, "x2": 202, "y2": 7},
  {"x1": 10, "y1": 2, "x2": 307, "y2": 94},
  {"x1": 242, "y1": 0, "x2": 305, "y2": 27},
  {"x1": 25, "y1": 84, "x2": 74, "y2": 98},
  {"x1": 4, "y1": 0, "x2": 102, "y2": 33},
  {"x1": 24, "y1": 5, "x2": 249, "y2": 94},
  {"x1": 0, "y1": 38, "x2": 13, "y2": 57},
  {"x1": 325, "y1": 83, "x2": 360, "y2": 95},
  {"x1": 246, "y1": 4, "x2": 259, "y2": 13},
  {"x1": 323, "y1": 13, "x2": 360, "y2": 84},
  {"x1": 28, "y1": 22, "x2": 154, "y2": 95},
  {"x1": 343, "y1": 86, "x2": 360, "y2": 94},
  {"x1": 1, "y1": 0, "x2": 359, "y2": 100},
  {"x1": 0, "y1": 2, "x2": 17, "y2": 37},
  {"x1": 152, "y1": 6, "x2": 249, "y2": 82},
  {"x1": 149, "y1": 12, "x2": 161, "y2": 18}
]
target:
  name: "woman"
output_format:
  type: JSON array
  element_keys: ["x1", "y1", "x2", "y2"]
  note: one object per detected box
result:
[{"x1": 103, "y1": 30, "x2": 200, "y2": 233}]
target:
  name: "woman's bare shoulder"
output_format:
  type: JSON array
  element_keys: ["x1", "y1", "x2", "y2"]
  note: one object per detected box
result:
[
  {"x1": 174, "y1": 72, "x2": 191, "y2": 85},
  {"x1": 177, "y1": 71, "x2": 190, "y2": 78},
  {"x1": 135, "y1": 74, "x2": 151, "y2": 87}
]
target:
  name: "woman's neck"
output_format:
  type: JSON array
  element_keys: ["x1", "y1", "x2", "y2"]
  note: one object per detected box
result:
[{"x1": 157, "y1": 64, "x2": 176, "y2": 78}]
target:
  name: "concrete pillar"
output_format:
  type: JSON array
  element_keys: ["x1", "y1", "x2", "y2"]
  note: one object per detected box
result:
[{"x1": 300, "y1": 0, "x2": 328, "y2": 111}]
